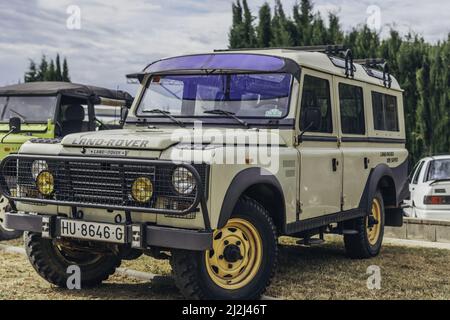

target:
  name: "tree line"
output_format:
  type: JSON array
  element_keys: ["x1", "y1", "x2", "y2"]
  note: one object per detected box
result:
[
  {"x1": 229, "y1": 0, "x2": 449, "y2": 165},
  {"x1": 24, "y1": 54, "x2": 71, "y2": 83}
]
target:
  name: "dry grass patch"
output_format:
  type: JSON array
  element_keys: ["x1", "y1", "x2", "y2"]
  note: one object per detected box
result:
[{"x1": 1, "y1": 235, "x2": 449, "y2": 300}]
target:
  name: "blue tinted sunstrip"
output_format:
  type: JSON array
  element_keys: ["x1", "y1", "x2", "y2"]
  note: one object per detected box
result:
[{"x1": 144, "y1": 54, "x2": 286, "y2": 74}]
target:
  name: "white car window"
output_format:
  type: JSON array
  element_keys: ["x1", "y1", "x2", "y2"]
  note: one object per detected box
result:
[{"x1": 425, "y1": 159, "x2": 450, "y2": 181}]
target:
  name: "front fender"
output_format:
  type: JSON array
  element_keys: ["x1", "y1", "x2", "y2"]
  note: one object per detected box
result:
[{"x1": 217, "y1": 167, "x2": 285, "y2": 229}]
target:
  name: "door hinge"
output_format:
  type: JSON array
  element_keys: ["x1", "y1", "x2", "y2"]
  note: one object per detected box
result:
[{"x1": 340, "y1": 195, "x2": 345, "y2": 210}]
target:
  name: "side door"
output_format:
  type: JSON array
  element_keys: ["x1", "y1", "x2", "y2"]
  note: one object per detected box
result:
[
  {"x1": 297, "y1": 70, "x2": 343, "y2": 220},
  {"x1": 335, "y1": 79, "x2": 369, "y2": 211}
]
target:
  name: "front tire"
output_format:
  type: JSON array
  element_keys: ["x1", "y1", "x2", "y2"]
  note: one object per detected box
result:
[
  {"x1": 25, "y1": 232, "x2": 121, "y2": 288},
  {"x1": 344, "y1": 191, "x2": 385, "y2": 259},
  {"x1": 170, "y1": 197, "x2": 278, "y2": 300}
]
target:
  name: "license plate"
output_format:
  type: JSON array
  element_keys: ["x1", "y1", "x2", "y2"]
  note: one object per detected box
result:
[{"x1": 60, "y1": 219, "x2": 126, "y2": 244}]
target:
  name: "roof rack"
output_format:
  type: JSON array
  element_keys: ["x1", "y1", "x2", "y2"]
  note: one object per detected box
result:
[
  {"x1": 214, "y1": 45, "x2": 348, "y2": 54},
  {"x1": 354, "y1": 59, "x2": 392, "y2": 88}
]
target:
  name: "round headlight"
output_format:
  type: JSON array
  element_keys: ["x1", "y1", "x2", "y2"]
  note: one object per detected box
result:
[
  {"x1": 31, "y1": 160, "x2": 48, "y2": 179},
  {"x1": 172, "y1": 167, "x2": 196, "y2": 195},
  {"x1": 131, "y1": 177, "x2": 153, "y2": 203},
  {"x1": 36, "y1": 171, "x2": 54, "y2": 196}
]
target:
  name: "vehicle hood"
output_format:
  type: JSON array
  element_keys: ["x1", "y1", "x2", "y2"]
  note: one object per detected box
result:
[{"x1": 61, "y1": 128, "x2": 286, "y2": 151}]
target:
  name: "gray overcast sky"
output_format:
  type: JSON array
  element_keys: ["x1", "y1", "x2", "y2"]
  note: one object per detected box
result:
[{"x1": 0, "y1": 0, "x2": 449, "y2": 94}]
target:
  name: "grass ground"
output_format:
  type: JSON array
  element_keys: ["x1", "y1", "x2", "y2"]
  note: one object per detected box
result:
[{"x1": 1, "y1": 236, "x2": 449, "y2": 300}]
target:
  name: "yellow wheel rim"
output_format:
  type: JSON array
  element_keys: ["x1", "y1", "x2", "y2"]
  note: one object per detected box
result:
[
  {"x1": 205, "y1": 218, "x2": 262, "y2": 290},
  {"x1": 367, "y1": 198, "x2": 381, "y2": 245}
]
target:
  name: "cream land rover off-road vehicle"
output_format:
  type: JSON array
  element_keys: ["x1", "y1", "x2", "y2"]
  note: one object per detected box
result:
[{"x1": 0, "y1": 46, "x2": 408, "y2": 300}]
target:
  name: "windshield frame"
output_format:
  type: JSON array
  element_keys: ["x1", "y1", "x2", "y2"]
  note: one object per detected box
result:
[
  {"x1": 0, "y1": 94, "x2": 59, "y2": 124},
  {"x1": 132, "y1": 71, "x2": 296, "y2": 126}
]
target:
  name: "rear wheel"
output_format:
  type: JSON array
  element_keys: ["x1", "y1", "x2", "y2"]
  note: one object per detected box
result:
[
  {"x1": 344, "y1": 191, "x2": 385, "y2": 259},
  {"x1": 171, "y1": 197, "x2": 278, "y2": 300},
  {"x1": 25, "y1": 232, "x2": 121, "y2": 288}
]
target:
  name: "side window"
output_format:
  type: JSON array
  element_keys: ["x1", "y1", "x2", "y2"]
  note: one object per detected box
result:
[
  {"x1": 339, "y1": 83, "x2": 365, "y2": 135},
  {"x1": 300, "y1": 75, "x2": 333, "y2": 133},
  {"x1": 372, "y1": 92, "x2": 399, "y2": 131},
  {"x1": 412, "y1": 161, "x2": 425, "y2": 185}
]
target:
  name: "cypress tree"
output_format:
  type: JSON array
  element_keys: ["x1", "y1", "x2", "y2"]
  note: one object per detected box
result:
[
  {"x1": 229, "y1": 1, "x2": 245, "y2": 48},
  {"x1": 55, "y1": 54, "x2": 62, "y2": 81},
  {"x1": 257, "y1": 3, "x2": 272, "y2": 48},
  {"x1": 62, "y1": 58, "x2": 71, "y2": 82},
  {"x1": 241, "y1": 0, "x2": 257, "y2": 47}
]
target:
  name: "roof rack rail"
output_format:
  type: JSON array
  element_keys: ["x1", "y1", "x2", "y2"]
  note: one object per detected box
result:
[
  {"x1": 214, "y1": 45, "x2": 348, "y2": 54},
  {"x1": 354, "y1": 58, "x2": 386, "y2": 68},
  {"x1": 354, "y1": 59, "x2": 392, "y2": 88}
]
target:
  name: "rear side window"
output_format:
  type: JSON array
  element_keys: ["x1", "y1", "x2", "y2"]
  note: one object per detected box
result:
[
  {"x1": 372, "y1": 92, "x2": 399, "y2": 131},
  {"x1": 412, "y1": 161, "x2": 425, "y2": 184},
  {"x1": 339, "y1": 83, "x2": 365, "y2": 135},
  {"x1": 300, "y1": 75, "x2": 333, "y2": 133}
]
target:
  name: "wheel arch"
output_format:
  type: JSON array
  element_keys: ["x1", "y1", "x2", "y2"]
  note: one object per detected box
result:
[
  {"x1": 359, "y1": 164, "x2": 396, "y2": 212},
  {"x1": 217, "y1": 168, "x2": 286, "y2": 233},
  {"x1": 359, "y1": 160, "x2": 408, "y2": 227}
]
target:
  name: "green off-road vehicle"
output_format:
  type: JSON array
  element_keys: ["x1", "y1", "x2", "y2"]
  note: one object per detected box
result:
[
  {"x1": 0, "y1": 82, "x2": 132, "y2": 240},
  {"x1": 0, "y1": 47, "x2": 408, "y2": 299}
]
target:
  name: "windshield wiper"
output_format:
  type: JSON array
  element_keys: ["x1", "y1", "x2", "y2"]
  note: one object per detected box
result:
[
  {"x1": 204, "y1": 109, "x2": 249, "y2": 128},
  {"x1": 142, "y1": 109, "x2": 185, "y2": 127},
  {"x1": 9, "y1": 109, "x2": 27, "y2": 124}
]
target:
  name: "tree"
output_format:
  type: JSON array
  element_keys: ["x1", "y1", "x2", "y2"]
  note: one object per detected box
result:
[
  {"x1": 47, "y1": 59, "x2": 56, "y2": 81},
  {"x1": 55, "y1": 54, "x2": 62, "y2": 81},
  {"x1": 62, "y1": 58, "x2": 70, "y2": 82},
  {"x1": 271, "y1": 0, "x2": 294, "y2": 47},
  {"x1": 229, "y1": 0, "x2": 245, "y2": 48},
  {"x1": 24, "y1": 60, "x2": 38, "y2": 82},
  {"x1": 257, "y1": 3, "x2": 272, "y2": 48},
  {"x1": 37, "y1": 55, "x2": 48, "y2": 81},
  {"x1": 227, "y1": 2, "x2": 449, "y2": 165},
  {"x1": 241, "y1": 0, "x2": 257, "y2": 47},
  {"x1": 24, "y1": 54, "x2": 71, "y2": 83}
]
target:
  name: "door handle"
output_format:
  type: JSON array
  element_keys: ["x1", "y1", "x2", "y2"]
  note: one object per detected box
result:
[
  {"x1": 364, "y1": 157, "x2": 370, "y2": 169},
  {"x1": 332, "y1": 158, "x2": 339, "y2": 172}
]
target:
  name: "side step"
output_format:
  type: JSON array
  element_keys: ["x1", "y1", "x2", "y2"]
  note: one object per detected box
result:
[{"x1": 342, "y1": 229, "x2": 359, "y2": 235}]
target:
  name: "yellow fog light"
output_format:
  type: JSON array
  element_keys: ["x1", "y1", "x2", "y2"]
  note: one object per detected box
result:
[
  {"x1": 131, "y1": 177, "x2": 153, "y2": 203},
  {"x1": 36, "y1": 171, "x2": 54, "y2": 196}
]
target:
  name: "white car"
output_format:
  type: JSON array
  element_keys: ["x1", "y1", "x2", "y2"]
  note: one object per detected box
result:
[{"x1": 404, "y1": 155, "x2": 450, "y2": 220}]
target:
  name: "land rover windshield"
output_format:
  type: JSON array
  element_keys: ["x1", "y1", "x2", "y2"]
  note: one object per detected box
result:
[
  {"x1": 0, "y1": 96, "x2": 57, "y2": 123},
  {"x1": 134, "y1": 54, "x2": 297, "y2": 121}
]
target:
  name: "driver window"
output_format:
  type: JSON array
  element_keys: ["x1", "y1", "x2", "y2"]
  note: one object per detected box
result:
[{"x1": 300, "y1": 75, "x2": 333, "y2": 133}]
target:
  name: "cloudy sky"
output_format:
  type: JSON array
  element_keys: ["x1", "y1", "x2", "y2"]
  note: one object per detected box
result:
[{"x1": 0, "y1": 0, "x2": 449, "y2": 94}]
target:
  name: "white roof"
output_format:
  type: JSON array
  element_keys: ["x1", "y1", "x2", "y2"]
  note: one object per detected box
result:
[
  {"x1": 422, "y1": 155, "x2": 450, "y2": 161},
  {"x1": 216, "y1": 49, "x2": 402, "y2": 92}
]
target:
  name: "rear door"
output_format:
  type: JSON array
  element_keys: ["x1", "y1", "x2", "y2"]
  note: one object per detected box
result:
[
  {"x1": 297, "y1": 70, "x2": 343, "y2": 220},
  {"x1": 335, "y1": 78, "x2": 369, "y2": 210}
]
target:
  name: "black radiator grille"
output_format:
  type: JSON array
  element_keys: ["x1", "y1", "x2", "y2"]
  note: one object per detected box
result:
[{"x1": 1, "y1": 156, "x2": 208, "y2": 214}]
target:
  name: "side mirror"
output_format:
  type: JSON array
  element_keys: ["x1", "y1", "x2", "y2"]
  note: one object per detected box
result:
[
  {"x1": 303, "y1": 107, "x2": 322, "y2": 132},
  {"x1": 119, "y1": 106, "x2": 129, "y2": 126},
  {"x1": 9, "y1": 117, "x2": 21, "y2": 133}
]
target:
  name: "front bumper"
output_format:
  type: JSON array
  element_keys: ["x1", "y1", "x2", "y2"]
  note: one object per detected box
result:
[{"x1": 4, "y1": 211, "x2": 213, "y2": 251}]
